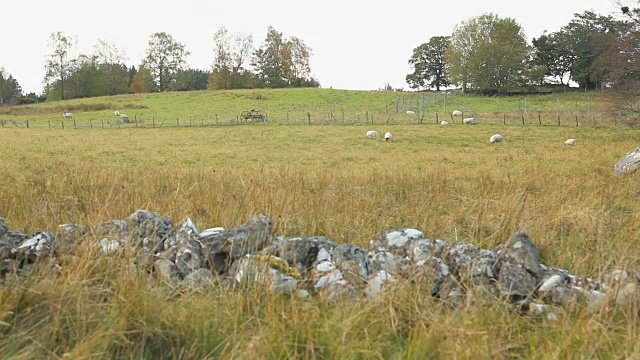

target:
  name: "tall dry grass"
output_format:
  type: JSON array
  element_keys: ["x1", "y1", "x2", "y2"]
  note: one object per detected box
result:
[{"x1": 0, "y1": 123, "x2": 639, "y2": 358}]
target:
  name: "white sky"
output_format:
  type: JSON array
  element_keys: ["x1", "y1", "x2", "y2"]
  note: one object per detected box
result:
[{"x1": 2, "y1": 0, "x2": 624, "y2": 94}]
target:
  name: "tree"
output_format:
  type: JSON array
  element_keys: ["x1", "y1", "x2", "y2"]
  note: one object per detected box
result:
[
  {"x1": 557, "y1": 11, "x2": 623, "y2": 89},
  {"x1": 44, "y1": 32, "x2": 77, "y2": 100},
  {"x1": 0, "y1": 68, "x2": 23, "y2": 105},
  {"x1": 447, "y1": 14, "x2": 530, "y2": 93},
  {"x1": 207, "y1": 26, "x2": 254, "y2": 90},
  {"x1": 532, "y1": 33, "x2": 574, "y2": 85},
  {"x1": 175, "y1": 68, "x2": 210, "y2": 91},
  {"x1": 130, "y1": 65, "x2": 153, "y2": 93},
  {"x1": 252, "y1": 26, "x2": 316, "y2": 88},
  {"x1": 143, "y1": 32, "x2": 190, "y2": 92},
  {"x1": 253, "y1": 26, "x2": 288, "y2": 88},
  {"x1": 406, "y1": 36, "x2": 451, "y2": 91},
  {"x1": 93, "y1": 40, "x2": 130, "y2": 95}
]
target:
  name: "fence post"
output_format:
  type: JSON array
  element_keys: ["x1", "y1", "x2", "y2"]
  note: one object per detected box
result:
[
  {"x1": 307, "y1": 112, "x2": 311, "y2": 125},
  {"x1": 436, "y1": 112, "x2": 439, "y2": 124},
  {"x1": 503, "y1": 114, "x2": 506, "y2": 125},
  {"x1": 216, "y1": 114, "x2": 219, "y2": 125},
  {"x1": 73, "y1": 119, "x2": 76, "y2": 129},
  {"x1": 396, "y1": 98, "x2": 399, "y2": 113},
  {"x1": 190, "y1": 116, "x2": 192, "y2": 126},
  {"x1": 62, "y1": 120, "x2": 65, "y2": 129},
  {"x1": 365, "y1": 111, "x2": 369, "y2": 124},
  {"x1": 371, "y1": 114, "x2": 374, "y2": 124},
  {"x1": 135, "y1": 116, "x2": 138, "y2": 127},
  {"x1": 48, "y1": 120, "x2": 51, "y2": 128},
  {"x1": 575, "y1": 115, "x2": 578, "y2": 127},
  {"x1": 557, "y1": 116, "x2": 560, "y2": 126},
  {"x1": 342, "y1": 111, "x2": 345, "y2": 124},
  {"x1": 102, "y1": 119, "x2": 104, "y2": 128},
  {"x1": 26, "y1": 120, "x2": 29, "y2": 128},
  {"x1": 177, "y1": 118, "x2": 180, "y2": 127},
  {"x1": 90, "y1": 120, "x2": 93, "y2": 128},
  {"x1": 153, "y1": 117, "x2": 155, "y2": 127},
  {"x1": 521, "y1": 112, "x2": 525, "y2": 125},
  {"x1": 538, "y1": 114, "x2": 541, "y2": 125},
  {"x1": 1, "y1": 120, "x2": 4, "y2": 128}
]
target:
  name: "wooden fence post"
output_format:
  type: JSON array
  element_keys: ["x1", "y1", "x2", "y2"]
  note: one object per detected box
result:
[
  {"x1": 538, "y1": 114, "x2": 541, "y2": 125},
  {"x1": 575, "y1": 115, "x2": 578, "y2": 127},
  {"x1": 503, "y1": 114, "x2": 506, "y2": 125},
  {"x1": 48, "y1": 120, "x2": 51, "y2": 128},
  {"x1": 307, "y1": 112, "x2": 311, "y2": 125},
  {"x1": 62, "y1": 120, "x2": 65, "y2": 129},
  {"x1": 436, "y1": 112, "x2": 439, "y2": 124},
  {"x1": 26, "y1": 120, "x2": 29, "y2": 128}
]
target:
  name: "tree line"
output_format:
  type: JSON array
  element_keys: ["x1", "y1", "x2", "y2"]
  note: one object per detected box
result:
[
  {"x1": 0, "y1": 25, "x2": 319, "y2": 104},
  {"x1": 406, "y1": 5, "x2": 640, "y2": 96}
]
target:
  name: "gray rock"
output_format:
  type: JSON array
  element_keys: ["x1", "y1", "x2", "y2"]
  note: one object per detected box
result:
[
  {"x1": 614, "y1": 146, "x2": 640, "y2": 176},
  {"x1": 182, "y1": 268, "x2": 214, "y2": 286},
  {"x1": 175, "y1": 248, "x2": 201, "y2": 277},
  {"x1": 0, "y1": 218, "x2": 7, "y2": 238},
  {"x1": 154, "y1": 259, "x2": 181, "y2": 284},
  {"x1": 276, "y1": 236, "x2": 337, "y2": 272},
  {"x1": 201, "y1": 213, "x2": 275, "y2": 274},
  {"x1": 99, "y1": 238, "x2": 122, "y2": 254},
  {"x1": 96, "y1": 219, "x2": 129, "y2": 239},
  {"x1": 410, "y1": 238, "x2": 446, "y2": 263},
  {"x1": 0, "y1": 230, "x2": 29, "y2": 260},
  {"x1": 368, "y1": 250, "x2": 406, "y2": 276},
  {"x1": 370, "y1": 228, "x2": 424, "y2": 256},
  {"x1": 500, "y1": 231, "x2": 544, "y2": 280},
  {"x1": 498, "y1": 262, "x2": 537, "y2": 301},
  {"x1": 366, "y1": 270, "x2": 396, "y2": 301},
  {"x1": 128, "y1": 210, "x2": 174, "y2": 253},
  {"x1": 12, "y1": 231, "x2": 55, "y2": 262},
  {"x1": 54, "y1": 224, "x2": 87, "y2": 255},
  {"x1": 230, "y1": 254, "x2": 300, "y2": 294},
  {"x1": 332, "y1": 244, "x2": 370, "y2": 285},
  {"x1": 444, "y1": 242, "x2": 498, "y2": 285}
]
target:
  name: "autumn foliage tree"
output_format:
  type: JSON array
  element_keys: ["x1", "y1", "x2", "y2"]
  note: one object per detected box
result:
[{"x1": 143, "y1": 32, "x2": 190, "y2": 92}]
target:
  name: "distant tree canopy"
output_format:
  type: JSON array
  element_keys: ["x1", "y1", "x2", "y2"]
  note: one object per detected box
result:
[
  {"x1": 31, "y1": 26, "x2": 319, "y2": 102},
  {"x1": 447, "y1": 13, "x2": 530, "y2": 94},
  {"x1": 0, "y1": 68, "x2": 23, "y2": 105},
  {"x1": 406, "y1": 36, "x2": 451, "y2": 91}
]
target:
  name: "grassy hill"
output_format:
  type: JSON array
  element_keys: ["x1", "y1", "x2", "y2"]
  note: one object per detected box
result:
[{"x1": 0, "y1": 88, "x2": 629, "y2": 127}]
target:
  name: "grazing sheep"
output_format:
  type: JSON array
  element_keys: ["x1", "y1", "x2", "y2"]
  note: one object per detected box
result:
[
  {"x1": 564, "y1": 139, "x2": 576, "y2": 146},
  {"x1": 384, "y1": 132, "x2": 392, "y2": 141},
  {"x1": 114, "y1": 110, "x2": 120, "y2": 116},
  {"x1": 406, "y1": 110, "x2": 415, "y2": 115},
  {"x1": 440, "y1": 121, "x2": 449, "y2": 125},
  {"x1": 366, "y1": 130, "x2": 378, "y2": 140},
  {"x1": 490, "y1": 134, "x2": 503, "y2": 144},
  {"x1": 63, "y1": 112, "x2": 72, "y2": 118},
  {"x1": 452, "y1": 110, "x2": 462, "y2": 117},
  {"x1": 463, "y1": 117, "x2": 475, "y2": 125}
]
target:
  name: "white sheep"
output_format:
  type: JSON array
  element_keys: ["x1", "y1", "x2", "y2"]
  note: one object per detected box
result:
[
  {"x1": 63, "y1": 112, "x2": 72, "y2": 118},
  {"x1": 490, "y1": 134, "x2": 503, "y2": 144},
  {"x1": 406, "y1": 110, "x2": 415, "y2": 115},
  {"x1": 366, "y1": 130, "x2": 378, "y2": 140},
  {"x1": 120, "y1": 113, "x2": 129, "y2": 119},
  {"x1": 463, "y1": 117, "x2": 475, "y2": 125},
  {"x1": 114, "y1": 110, "x2": 120, "y2": 116},
  {"x1": 384, "y1": 132, "x2": 393, "y2": 141},
  {"x1": 440, "y1": 121, "x2": 449, "y2": 125},
  {"x1": 452, "y1": 110, "x2": 462, "y2": 117},
  {"x1": 564, "y1": 139, "x2": 576, "y2": 146}
]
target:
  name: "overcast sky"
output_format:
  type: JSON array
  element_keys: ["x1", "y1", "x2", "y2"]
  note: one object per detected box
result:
[{"x1": 2, "y1": 0, "x2": 625, "y2": 94}]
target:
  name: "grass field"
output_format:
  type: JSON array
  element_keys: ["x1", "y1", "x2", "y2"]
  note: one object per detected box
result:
[
  {"x1": 0, "y1": 88, "x2": 632, "y2": 127},
  {"x1": 0, "y1": 89, "x2": 640, "y2": 358}
]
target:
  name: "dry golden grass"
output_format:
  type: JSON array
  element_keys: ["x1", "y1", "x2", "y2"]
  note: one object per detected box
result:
[{"x1": 0, "y1": 121, "x2": 639, "y2": 358}]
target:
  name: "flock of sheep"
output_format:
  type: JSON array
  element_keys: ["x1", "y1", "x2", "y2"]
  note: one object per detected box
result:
[
  {"x1": 367, "y1": 110, "x2": 577, "y2": 146},
  {"x1": 62, "y1": 111, "x2": 129, "y2": 121}
]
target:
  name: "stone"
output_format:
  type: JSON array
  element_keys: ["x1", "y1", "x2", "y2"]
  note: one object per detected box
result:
[
  {"x1": 614, "y1": 146, "x2": 640, "y2": 176},
  {"x1": 366, "y1": 270, "x2": 396, "y2": 301},
  {"x1": 230, "y1": 254, "x2": 300, "y2": 294},
  {"x1": 276, "y1": 236, "x2": 337, "y2": 273},
  {"x1": 497, "y1": 262, "x2": 537, "y2": 301},
  {"x1": 128, "y1": 210, "x2": 174, "y2": 253},
  {"x1": 182, "y1": 268, "x2": 214, "y2": 286},
  {"x1": 411, "y1": 257, "x2": 450, "y2": 296},
  {"x1": 500, "y1": 231, "x2": 544, "y2": 280},
  {"x1": 154, "y1": 259, "x2": 181, "y2": 284},
  {"x1": 12, "y1": 231, "x2": 55, "y2": 262},
  {"x1": 0, "y1": 218, "x2": 7, "y2": 238},
  {"x1": 54, "y1": 224, "x2": 87, "y2": 255},
  {"x1": 368, "y1": 250, "x2": 406, "y2": 276},
  {"x1": 99, "y1": 238, "x2": 122, "y2": 254},
  {"x1": 370, "y1": 228, "x2": 424, "y2": 256},
  {"x1": 444, "y1": 242, "x2": 498, "y2": 288},
  {"x1": 0, "y1": 230, "x2": 29, "y2": 260},
  {"x1": 201, "y1": 214, "x2": 275, "y2": 273},
  {"x1": 410, "y1": 238, "x2": 446, "y2": 263},
  {"x1": 332, "y1": 244, "x2": 370, "y2": 285}
]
